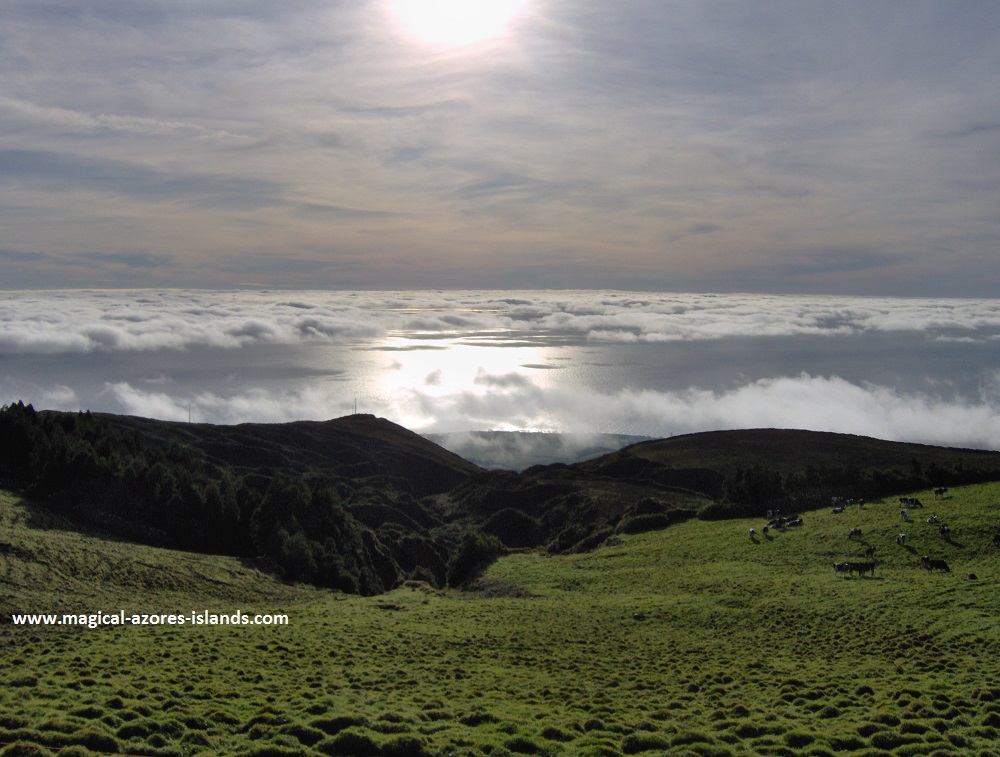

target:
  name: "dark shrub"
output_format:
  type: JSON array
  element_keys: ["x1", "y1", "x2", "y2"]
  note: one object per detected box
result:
[
  {"x1": 381, "y1": 735, "x2": 431, "y2": 756},
  {"x1": 482, "y1": 507, "x2": 541, "y2": 548},
  {"x1": 316, "y1": 729, "x2": 382, "y2": 756},
  {"x1": 310, "y1": 716, "x2": 368, "y2": 736},
  {"x1": 0, "y1": 745, "x2": 54, "y2": 757},
  {"x1": 622, "y1": 733, "x2": 672, "y2": 753},
  {"x1": 459, "y1": 712, "x2": 499, "y2": 727},
  {"x1": 279, "y1": 723, "x2": 326, "y2": 746},
  {"x1": 446, "y1": 531, "x2": 504, "y2": 587},
  {"x1": 238, "y1": 746, "x2": 307, "y2": 757},
  {"x1": 541, "y1": 726, "x2": 576, "y2": 742},
  {"x1": 65, "y1": 729, "x2": 118, "y2": 753},
  {"x1": 828, "y1": 735, "x2": 866, "y2": 751},
  {"x1": 784, "y1": 731, "x2": 815, "y2": 748},
  {"x1": 505, "y1": 737, "x2": 541, "y2": 754},
  {"x1": 616, "y1": 513, "x2": 674, "y2": 534},
  {"x1": 116, "y1": 722, "x2": 152, "y2": 740}
]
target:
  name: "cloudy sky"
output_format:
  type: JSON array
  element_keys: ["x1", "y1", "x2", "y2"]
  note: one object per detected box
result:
[{"x1": 3, "y1": 1, "x2": 999, "y2": 294}]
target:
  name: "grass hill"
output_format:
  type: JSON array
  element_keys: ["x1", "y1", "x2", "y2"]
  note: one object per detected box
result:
[{"x1": 2, "y1": 481, "x2": 999, "y2": 756}]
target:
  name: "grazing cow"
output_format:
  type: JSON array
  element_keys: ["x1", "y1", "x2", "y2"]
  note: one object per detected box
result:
[
  {"x1": 939, "y1": 525, "x2": 950, "y2": 539},
  {"x1": 922, "y1": 555, "x2": 950, "y2": 572},
  {"x1": 749, "y1": 528, "x2": 756, "y2": 538},
  {"x1": 864, "y1": 545, "x2": 876, "y2": 559},
  {"x1": 834, "y1": 562, "x2": 851, "y2": 576},
  {"x1": 900, "y1": 508, "x2": 909, "y2": 521},
  {"x1": 849, "y1": 527, "x2": 863, "y2": 539},
  {"x1": 788, "y1": 518, "x2": 803, "y2": 527},
  {"x1": 897, "y1": 533, "x2": 907, "y2": 546},
  {"x1": 832, "y1": 505, "x2": 845, "y2": 514},
  {"x1": 934, "y1": 487, "x2": 948, "y2": 498},
  {"x1": 852, "y1": 561, "x2": 876, "y2": 577},
  {"x1": 927, "y1": 514, "x2": 939, "y2": 524}
]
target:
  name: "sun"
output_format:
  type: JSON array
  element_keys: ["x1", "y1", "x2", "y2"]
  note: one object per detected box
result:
[{"x1": 388, "y1": 0, "x2": 527, "y2": 47}]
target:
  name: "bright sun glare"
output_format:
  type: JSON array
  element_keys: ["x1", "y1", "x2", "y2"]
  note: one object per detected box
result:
[{"x1": 389, "y1": 0, "x2": 527, "y2": 47}]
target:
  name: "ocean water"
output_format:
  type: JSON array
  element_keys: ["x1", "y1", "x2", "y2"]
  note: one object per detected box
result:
[{"x1": 3, "y1": 289, "x2": 1000, "y2": 452}]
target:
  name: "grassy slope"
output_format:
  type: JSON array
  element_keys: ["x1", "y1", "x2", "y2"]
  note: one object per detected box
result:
[{"x1": 1, "y1": 485, "x2": 999, "y2": 756}]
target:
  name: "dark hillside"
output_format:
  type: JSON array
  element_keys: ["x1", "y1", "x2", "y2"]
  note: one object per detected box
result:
[
  {"x1": 591, "y1": 428, "x2": 1000, "y2": 475},
  {"x1": 4, "y1": 402, "x2": 1000, "y2": 595},
  {"x1": 100, "y1": 412, "x2": 482, "y2": 497},
  {"x1": 581, "y1": 428, "x2": 1000, "y2": 516},
  {"x1": 437, "y1": 464, "x2": 711, "y2": 553},
  {"x1": 0, "y1": 404, "x2": 483, "y2": 594}
]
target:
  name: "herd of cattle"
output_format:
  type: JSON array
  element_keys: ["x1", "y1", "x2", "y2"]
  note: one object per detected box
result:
[{"x1": 748, "y1": 489, "x2": 994, "y2": 580}]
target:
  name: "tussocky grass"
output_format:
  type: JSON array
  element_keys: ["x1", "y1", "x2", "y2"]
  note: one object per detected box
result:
[{"x1": 1, "y1": 485, "x2": 999, "y2": 756}]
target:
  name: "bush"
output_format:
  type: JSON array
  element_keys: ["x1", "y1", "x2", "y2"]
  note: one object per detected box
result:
[
  {"x1": 315, "y1": 729, "x2": 381, "y2": 756},
  {"x1": 446, "y1": 531, "x2": 504, "y2": 588},
  {"x1": 0, "y1": 745, "x2": 55, "y2": 757},
  {"x1": 622, "y1": 733, "x2": 672, "y2": 753},
  {"x1": 381, "y1": 735, "x2": 431, "y2": 756},
  {"x1": 67, "y1": 728, "x2": 118, "y2": 754}
]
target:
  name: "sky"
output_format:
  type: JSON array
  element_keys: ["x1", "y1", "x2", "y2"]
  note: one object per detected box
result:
[{"x1": 2, "y1": 1, "x2": 1000, "y2": 294}]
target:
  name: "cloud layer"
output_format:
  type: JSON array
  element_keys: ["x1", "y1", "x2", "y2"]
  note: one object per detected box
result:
[
  {"x1": 3, "y1": 290, "x2": 1000, "y2": 451},
  {"x1": 3, "y1": 289, "x2": 1000, "y2": 354}
]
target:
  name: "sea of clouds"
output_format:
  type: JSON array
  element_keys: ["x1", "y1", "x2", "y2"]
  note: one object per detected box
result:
[{"x1": 3, "y1": 290, "x2": 1000, "y2": 452}]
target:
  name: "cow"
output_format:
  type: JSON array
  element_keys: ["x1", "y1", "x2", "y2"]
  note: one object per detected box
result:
[
  {"x1": 852, "y1": 561, "x2": 876, "y2": 577},
  {"x1": 922, "y1": 555, "x2": 950, "y2": 572},
  {"x1": 849, "y1": 527, "x2": 863, "y2": 539},
  {"x1": 897, "y1": 533, "x2": 907, "y2": 546},
  {"x1": 864, "y1": 545, "x2": 876, "y2": 559},
  {"x1": 934, "y1": 487, "x2": 948, "y2": 498},
  {"x1": 900, "y1": 508, "x2": 909, "y2": 521},
  {"x1": 749, "y1": 528, "x2": 756, "y2": 539},
  {"x1": 832, "y1": 505, "x2": 845, "y2": 514},
  {"x1": 939, "y1": 525, "x2": 951, "y2": 540},
  {"x1": 834, "y1": 562, "x2": 851, "y2": 576},
  {"x1": 927, "y1": 514, "x2": 939, "y2": 524}
]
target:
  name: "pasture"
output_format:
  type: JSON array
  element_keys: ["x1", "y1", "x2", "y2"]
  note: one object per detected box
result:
[{"x1": 1, "y1": 484, "x2": 999, "y2": 756}]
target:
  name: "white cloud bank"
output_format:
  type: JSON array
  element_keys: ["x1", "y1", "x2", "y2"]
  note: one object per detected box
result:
[
  {"x1": 2, "y1": 289, "x2": 1000, "y2": 354},
  {"x1": 96, "y1": 371, "x2": 1000, "y2": 452},
  {"x1": 4, "y1": 290, "x2": 1000, "y2": 451}
]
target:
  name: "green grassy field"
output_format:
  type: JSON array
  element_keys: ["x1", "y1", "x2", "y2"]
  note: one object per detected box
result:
[{"x1": 1, "y1": 485, "x2": 998, "y2": 756}]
